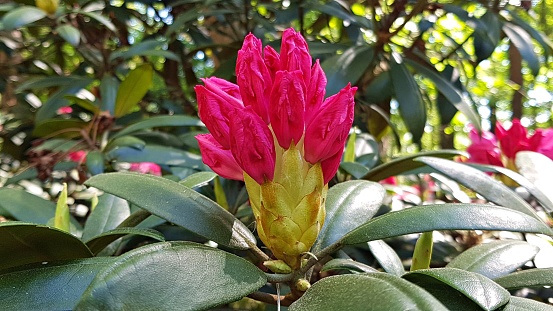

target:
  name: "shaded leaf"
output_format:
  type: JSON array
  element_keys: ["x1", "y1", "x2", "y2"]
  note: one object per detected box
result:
[
  {"x1": 85, "y1": 173, "x2": 256, "y2": 249},
  {"x1": 79, "y1": 11, "x2": 116, "y2": 32},
  {"x1": 2, "y1": 6, "x2": 45, "y2": 30},
  {"x1": 416, "y1": 156, "x2": 539, "y2": 218},
  {"x1": 403, "y1": 268, "x2": 510, "y2": 310},
  {"x1": 0, "y1": 257, "x2": 114, "y2": 311},
  {"x1": 56, "y1": 24, "x2": 80, "y2": 46},
  {"x1": 106, "y1": 145, "x2": 202, "y2": 168},
  {"x1": 100, "y1": 75, "x2": 118, "y2": 114},
  {"x1": 503, "y1": 23, "x2": 540, "y2": 76},
  {"x1": 289, "y1": 273, "x2": 447, "y2": 311},
  {"x1": 85, "y1": 228, "x2": 165, "y2": 255},
  {"x1": 390, "y1": 54, "x2": 426, "y2": 143},
  {"x1": 85, "y1": 150, "x2": 104, "y2": 176},
  {"x1": 321, "y1": 258, "x2": 379, "y2": 273},
  {"x1": 494, "y1": 268, "x2": 553, "y2": 290},
  {"x1": 321, "y1": 45, "x2": 374, "y2": 95},
  {"x1": 368, "y1": 240, "x2": 405, "y2": 276},
  {"x1": 0, "y1": 222, "x2": 92, "y2": 270},
  {"x1": 32, "y1": 119, "x2": 88, "y2": 138},
  {"x1": 447, "y1": 240, "x2": 539, "y2": 279},
  {"x1": 313, "y1": 180, "x2": 385, "y2": 252},
  {"x1": 341, "y1": 204, "x2": 552, "y2": 246},
  {"x1": 502, "y1": 296, "x2": 553, "y2": 310},
  {"x1": 76, "y1": 242, "x2": 266, "y2": 310},
  {"x1": 81, "y1": 193, "x2": 130, "y2": 242},
  {"x1": 111, "y1": 115, "x2": 203, "y2": 139},
  {"x1": 340, "y1": 162, "x2": 370, "y2": 179},
  {"x1": 104, "y1": 136, "x2": 146, "y2": 152},
  {"x1": 64, "y1": 95, "x2": 100, "y2": 113}
]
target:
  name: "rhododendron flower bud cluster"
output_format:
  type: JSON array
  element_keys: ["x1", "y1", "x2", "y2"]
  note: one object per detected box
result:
[
  {"x1": 467, "y1": 119, "x2": 553, "y2": 170},
  {"x1": 195, "y1": 28, "x2": 356, "y2": 269}
]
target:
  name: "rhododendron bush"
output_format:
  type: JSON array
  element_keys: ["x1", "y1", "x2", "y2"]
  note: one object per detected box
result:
[{"x1": 1, "y1": 1, "x2": 553, "y2": 310}]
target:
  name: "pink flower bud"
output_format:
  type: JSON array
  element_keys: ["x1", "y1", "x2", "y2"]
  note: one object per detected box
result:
[
  {"x1": 304, "y1": 84, "x2": 356, "y2": 164},
  {"x1": 305, "y1": 60, "x2": 326, "y2": 124},
  {"x1": 203, "y1": 76, "x2": 242, "y2": 101},
  {"x1": 269, "y1": 70, "x2": 306, "y2": 149},
  {"x1": 320, "y1": 149, "x2": 344, "y2": 184},
  {"x1": 531, "y1": 129, "x2": 553, "y2": 160},
  {"x1": 466, "y1": 127, "x2": 503, "y2": 166},
  {"x1": 57, "y1": 106, "x2": 73, "y2": 115},
  {"x1": 264, "y1": 45, "x2": 281, "y2": 80},
  {"x1": 236, "y1": 34, "x2": 272, "y2": 123},
  {"x1": 195, "y1": 82, "x2": 242, "y2": 149},
  {"x1": 196, "y1": 134, "x2": 244, "y2": 181},
  {"x1": 68, "y1": 150, "x2": 87, "y2": 163},
  {"x1": 280, "y1": 29, "x2": 311, "y2": 85},
  {"x1": 229, "y1": 108, "x2": 276, "y2": 184}
]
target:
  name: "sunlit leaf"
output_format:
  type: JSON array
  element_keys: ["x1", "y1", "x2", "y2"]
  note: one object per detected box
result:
[{"x1": 114, "y1": 64, "x2": 153, "y2": 117}]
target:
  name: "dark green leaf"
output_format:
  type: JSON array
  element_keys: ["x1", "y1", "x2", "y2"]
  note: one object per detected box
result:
[
  {"x1": 111, "y1": 115, "x2": 203, "y2": 139},
  {"x1": 86, "y1": 150, "x2": 104, "y2": 176},
  {"x1": 56, "y1": 24, "x2": 80, "y2": 46},
  {"x1": 0, "y1": 257, "x2": 114, "y2": 310},
  {"x1": 406, "y1": 60, "x2": 481, "y2": 131},
  {"x1": 114, "y1": 64, "x2": 153, "y2": 117},
  {"x1": 32, "y1": 119, "x2": 88, "y2": 138},
  {"x1": 76, "y1": 242, "x2": 266, "y2": 310},
  {"x1": 179, "y1": 171, "x2": 217, "y2": 188},
  {"x1": 79, "y1": 11, "x2": 116, "y2": 32},
  {"x1": 502, "y1": 296, "x2": 553, "y2": 310},
  {"x1": 81, "y1": 193, "x2": 130, "y2": 241},
  {"x1": 104, "y1": 136, "x2": 146, "y2": 152},
  {"x1": 106, "y1": 145, "x2": 202, "y2": 168},
  {"x1": 390, "y1": 54, "x2": 426, "y2": 143},
  {"x1": 364, "y1": 71, "x2": 393, "y2": 103},
  {"x1": 403, "y1": 268, "x2": 510, "y2": 310},
  {"x1": 363, "y1": 150, "x2": 464, "y2": 181},
  {"x1": 416, "y1": 156, "x2": 539, "y2": 219},
  {"x1": 85, "y1": 228, "x2": 165, "y2": 255},
  {"x1": 289, "y1": 273, "x2": 447, "y2": 311},
  {"x1": 16, "y1": 76, "x2": 91, "y2": 92},
  {"x1": 2, "y1": 6, "x2": 46, "y2": 30},
  {"x1": 472, "y1": 11, "x2": 501, "y2": 63},
  {"x1": 368, "y1": 240, "x2": 405, "y2": 276},
  {"x1": 494, "y1": 268, "x2": 553, "y2": 290},
  {"x1": 109, "y1": 40, "x2": 178, "y2": 62},
  {"x1": 100, "y1": 75, "x2": 118, "y2": 114},
  {"x1": 321, "y1": 258, "x2": 379, "y2": 273},
  {"x1": 0, "y1": 222, "x2": 92, "y2": 270},
  {"x1": 64, "y1": 95, "x2": 100, "y2": 113},
  {"x1": 503, "y1": 23, "x2": 540, "y2": 76},
  {"x1": 313, "y1": 180, "x2": 385, "y2": 252},
  {"x1": 340, "y1": 162, "x2": 370, "y2": 179},
  {"x1": 341, "y1": 204, "x2": 552, "y2": 246},
  {"x1": 321, "y1": 45, "x2": 374, "y2": 95},
  {"x1": 35, "y1": 80, "x2": 94, "y2": 122},
  {"x1": 85, "y1": 173, "x2": 256, "y2": 249},
  {"x1": 447, "y1": 240, "x2": 539, "y2": 279},
  {"x1": 515, "y1": 151, "x2": 553, "y2": 213}
]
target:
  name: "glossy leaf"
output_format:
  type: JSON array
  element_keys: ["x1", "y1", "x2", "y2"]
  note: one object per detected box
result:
[
  {"x1": 503, "y1": 23, "x2": 540, "y2": 76},
  {"x1": 32, "y1": 119, "x2": 88, "y2": 138},
  {"x1": 81, "y1": 193, "x2": 130, "y2": 242},
  {"x1": 321, "y1": 45, "x2": 374, "y2": 95},
  {"x1": 368, "y1": 240, "x2": 405, "y2": 276},
  {"x1": 403, "y1": 268, "x2": 510, "y2": 310},
  {"x1": 179, "y1": 171, "x2": 217, "y2": 188},
  {"x1": 0, "y1": 222, "x2": 92, "y2": 270},
  {"x1": 321, "y1": 258, "x2": 379, "y2": 273},
  {"x1": 76, "y1": 242, "x2": 266, "y2": 310},
  {"x1": 106, "y1": 145, "x2": 202, "y2": 168},
  {"x1": 2, "y1": 6, "x2": 45, "y2": 30},
  {"x1": 85, "y1": 228, "x2": 165, "y2": 255},
  {"x1": 406, "y1": 60, "x2": 481, "y2": 131},
  {"x1": 363, "y1": 150, "x2": 464, "y2": 181},
  {"x1": 0, "y1": 257, "x2": 114, "y2": 310},
  {"x1": 85, "y1": 173, "x2": 256, "y2": 249},
  {"x1": 313, "y1": 180, "x2": 385, "y2": 252},
  {"x1": 416, "y1": 156, "x2": 539, "y2": 218},
  {"x1": 100, "y1": 75, "x2": 118, "y2": 114},
  {"x1": 494, "y1": 268, "x2": 553, "y2": 290},
  {"x1": 469, "y1": 162, "x2": 553, "y2": 213},
  {"x1": 85, "y1": 150, "x2": 105, "y2": 176},
  {"x1": 111, "y1": 115, "x2": 203, "y2": 139},
  {"x1": 104, "y1": 136, "x2": 146, "y2": 152},
  {"x1": 114, "y1": 64, "x2": 153, "y2": 117},
  {"x1": 447, "y1": 240, "x2": 539, "y2": 279},
  {"x1": 340, "y1": 162, "x2": 370, "y2": 179},
  {"x1": 502, "y1": 296, "x2": 553, "y2": 311},
  {"x1": 390, "y1": 54, "x2": 426, "y2": 143},
  {"x1": 341, "y1": 204, "x2": 552, "y2": 246},
  {"x1": 515, "y1": 151, "x2": 553, "y2": 213},
  {"x1": 289, "y1": 273, "x2": 448, "y2": 311},
  {"x1": 56, "y1": 24, "x2": 80, "y2": 46},
  {"x1": 0, "y1": 188, "x2": 81, "y2": 228}
]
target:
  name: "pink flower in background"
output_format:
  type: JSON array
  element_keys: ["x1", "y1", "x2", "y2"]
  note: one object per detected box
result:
[
  {"x1": 467, "y1": 119, "x2": 553, "y2": 167},
  {"x1": 57, "y1": 106, "x2": 73, "y2": 115},
  {"x1": 68, "y1": 150, "x2": 87, "y2": 163},
  {"x1": 129, "y1": 162, "x2": 162, "y2": 176}
]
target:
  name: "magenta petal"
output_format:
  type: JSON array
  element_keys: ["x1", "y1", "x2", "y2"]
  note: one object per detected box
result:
[
  {"x1": 533, "y1": 129, "x2": 553, "y2": 160},
  {"x1": 305, "y1": 60, "x2": 327, "y2": 124},
  {"x1": 203, "y1": 77, "x2": 242, "y2": 101},
  {"x1": 130, "y1": 162, "x2": 162, "y2": 176},
  {"x1": 196, "y1": 134, "x2": 244, "y2": 181},
  {"x1": 264, "y1": 45, "x2": 281, "y2": 80},
  {"x1": 229, "y1": 107, "x2": 276, "y2": 184},
  {"x1": 320, "y1": 149, "x2": 344, "y2": 184},
  {"x1": 195, "y1": 85, "x2": 242, "y2": 149},
  {"x1": 280, "y1": 28, "x2": 312, "y2": 85},
  {"x1": 269, "y1": 70, "x2": 306, "y2": 149},
  {"x1": 496, "y1": 119, "x2": 530, "y2": 159},
  {"x1": 236, "y1": 34, "x2": 272, "y2": 123},
  {"x1": 304, "y1": 84, "x2": 356, "y2": 164}
]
